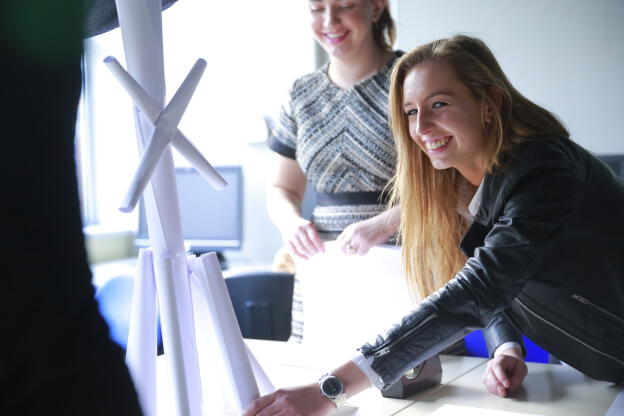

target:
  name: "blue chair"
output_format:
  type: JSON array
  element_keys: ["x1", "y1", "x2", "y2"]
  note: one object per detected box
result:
[
  {"x1": 225, "y1": 271, "x2": 294, "y2": 341},
  {"x1": 95, "y1": 275, "x2": 163, "y2": 351},
  {"x1": 464, "y1": 329, "x2": 549, "y2": 363}
]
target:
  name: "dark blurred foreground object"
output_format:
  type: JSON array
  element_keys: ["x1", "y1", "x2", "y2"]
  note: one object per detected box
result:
[
  {"x1": 0, "y1": 1, "x2": 166, "y2": 414},
  {"x1": 83, "y1": 0, "x2": 178, "y2": 38},
  {"x1": 381, "y1": 356, "x2": 443, "y2": 399}
]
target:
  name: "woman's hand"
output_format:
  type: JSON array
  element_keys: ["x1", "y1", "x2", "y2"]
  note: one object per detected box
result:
[
  {"x1": 283, "y1": 218, "x2": 325, "y2": 260},
  {"x1": 336, "y1": 206, "x2": 400, "y2": 256},
  {"x1": 482, "y1": 348, "x2": 528, "y2": 397},
  {"x1": 243, "y1": 383, "x2": 334, "y2": 416},
  {"x1": 266, "y1": 155, "x2": 325, "y2": 260}
]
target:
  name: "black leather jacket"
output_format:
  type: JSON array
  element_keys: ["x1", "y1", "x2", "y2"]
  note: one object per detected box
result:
[{"x1": 360, "y1": 136, "x2": 624, "y2": 387}]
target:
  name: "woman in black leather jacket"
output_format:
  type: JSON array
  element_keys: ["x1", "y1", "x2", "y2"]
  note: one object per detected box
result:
[{"x1": 244, "y1": 35, "x2": 624, "y2": 416}]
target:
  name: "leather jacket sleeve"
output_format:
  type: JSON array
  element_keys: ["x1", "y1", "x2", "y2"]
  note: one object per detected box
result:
[
  {"x1": 483, "y1": 312, "x2": 524, "y2": 357},
  {"x1": 359, "y1": 144, "x2": 581, "y2": 388}
]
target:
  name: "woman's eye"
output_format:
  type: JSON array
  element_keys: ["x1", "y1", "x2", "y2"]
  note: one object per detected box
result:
[
  {"x1": 310, "y1": 8, "x2": 324, "y2": 13},
  {"x1": 405, "y1": 109, "x2": 418, "y2": 117},
  {"x1": 432, "y1": 101, "x2": 448, "y2": 109},
  {"x1": 340, "y1": 5, "x2": 355, "y2": 10}
]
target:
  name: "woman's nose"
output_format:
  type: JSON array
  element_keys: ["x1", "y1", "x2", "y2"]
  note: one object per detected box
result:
[
  {"x1": 324, "y1": 7, "x2": 339, "y2": 28},
  {"x1": 416, "y1": 111, "x2": 433, "y2": 137}
]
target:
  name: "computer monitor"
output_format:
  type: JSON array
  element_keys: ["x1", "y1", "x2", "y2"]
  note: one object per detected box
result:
[{"x1": 135, "y1": 165, "x2": 243, "y2": 255}]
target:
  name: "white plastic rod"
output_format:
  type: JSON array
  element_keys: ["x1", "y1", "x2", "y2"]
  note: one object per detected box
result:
[
  {"x1": 114, "y1": 0, "x2": 203, "y2": 414},
  {"x1": 104, "y1": 57, "x2": 226, "y2": 192},
  {"x1": 125, "y1": 248, "x2": 158, "y2": 416},
  {"x1": 103, "y1": 56, "x2": 162, "y2": 124},
  {"x1": 188, "y1": 253, "x2": 260, "y2": 413},
  {"x1": 153, "y1": 254, "x2": 203, "y2": 416},
  {"x1": 157, "y1": 59, "x2": 206, "y2": 130},
  {"x1": 246, "y1": 344, "x2": 276, "y2": 396},
  {"x1": 119, "y1": 123, "x2": 172, "y2": 212},
  {"x1": 172, "y1": 131, "x2": 226, "y2": 190},
  {"x1": 105, "y1": 57, "x2": 225, "y2": 191},
  {"x1": 119, "y1": 59, "x2": 208, "y2": 212}
]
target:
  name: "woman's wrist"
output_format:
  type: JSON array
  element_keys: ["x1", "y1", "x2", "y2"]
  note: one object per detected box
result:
[
  {"x1": 495, "y1": 344, "x2": 524, "y2": 360},
  {"x1": 374, "y1": 207, "x2": 400, "y2": 240},
  {"x1": 330, "y1": 360, "x2": 372, "y2": 400}
]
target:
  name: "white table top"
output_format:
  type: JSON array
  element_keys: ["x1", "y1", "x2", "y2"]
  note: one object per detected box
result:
[
  {"x1": 399, "y1": 359, "x2": 621, "y2": 416},
  {"x1": 155, "y1": 339, "x2": 621, "y2": 416},
  {"x1": 246, "y1": 339, "x2": 488, "y2": 416}
]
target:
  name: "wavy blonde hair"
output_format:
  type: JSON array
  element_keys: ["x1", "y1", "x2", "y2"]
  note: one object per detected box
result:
[{"x1": 387, "y1": 35, "x2": 569, "y2": 299}]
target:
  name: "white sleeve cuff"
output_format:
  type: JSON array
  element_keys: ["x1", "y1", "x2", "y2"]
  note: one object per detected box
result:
[
  {"x1": 352, "y1": 353, "x2": 385, "y2": 390},
  {"x1": 494, "y1": 341, "x2": 522, "y2": 357}
]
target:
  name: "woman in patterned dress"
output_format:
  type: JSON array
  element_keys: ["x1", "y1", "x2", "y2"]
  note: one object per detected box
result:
[{"x1": 266, "y1": 0, "x2": 401, "y2": 341}]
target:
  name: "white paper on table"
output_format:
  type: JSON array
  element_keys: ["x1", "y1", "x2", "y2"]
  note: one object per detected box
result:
[
  {"x1": 605, "y1": 387, "x2": 624, "y2": 416},
  {"x1": 429, "y1": 404, "x2": 542, "y2": 416},
  {"x1": 296, "y1": 242, "x2": 416, "y2": 357}
]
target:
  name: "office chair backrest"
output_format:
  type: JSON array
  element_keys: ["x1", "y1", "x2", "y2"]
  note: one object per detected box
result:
[{"x1": 225, "y1": 271, "x2": 294, "y2": 341}]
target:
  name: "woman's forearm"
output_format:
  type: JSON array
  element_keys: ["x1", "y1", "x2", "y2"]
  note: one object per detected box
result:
[
  {"x1": 376, "y1": 205, "x2": 400, "y2": 239},
  {"x1": 332, "y1": 360, "x2": 372, "y2": 399},
  {"x1": 266, "y1": 186, "x2": 306, "y2": 235}
]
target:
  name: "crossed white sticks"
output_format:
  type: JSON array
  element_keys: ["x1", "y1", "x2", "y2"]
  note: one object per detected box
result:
[{"x1": 103, "y1": 56, "x2": 226, "y2": 212}]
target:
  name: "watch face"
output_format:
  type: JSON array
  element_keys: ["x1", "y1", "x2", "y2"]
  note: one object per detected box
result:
[{"x1": 321, "y1": 376, "x2": 343, "y2": 398}]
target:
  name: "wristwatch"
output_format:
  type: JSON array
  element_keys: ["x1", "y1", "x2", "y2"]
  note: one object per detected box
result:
[{"x1": 318, "y1": 373, "x2": 347, "y2": 408}]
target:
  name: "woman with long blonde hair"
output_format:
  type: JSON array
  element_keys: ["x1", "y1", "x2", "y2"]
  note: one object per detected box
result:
[
  {"x1": 245, "y1": 35, "x2": 624, "y2": 416},
  {"x1": 388, "y1": 35, "x2": 569, "y2": 300}
]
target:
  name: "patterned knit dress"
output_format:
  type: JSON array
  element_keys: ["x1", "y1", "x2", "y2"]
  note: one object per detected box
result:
[{"x1": 267, "y1": 51, "x2": 402, "y2": 341}]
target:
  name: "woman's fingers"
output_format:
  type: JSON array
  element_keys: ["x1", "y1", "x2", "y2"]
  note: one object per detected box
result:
[
  {"x1": 491, "y1": 360, "x2": 511, "y2": 389},
  {"x1": 507, "y1": 360, "x2": 528, "y2": 392},
  {"x1": 305, "y1": 225, "x2": 325, "y2": 253},
  {"x1": 336, "y1": 216, "x2": 388, "y2": 256},
  {"x1": 286, "y1": 222, "x2": 323, "y2": 259},
  {"x1": 244, "y1": 384, "x2": 333, "y2": 416},
  {"x1": 482, "y1": 355, "x2": 528, "y2": 398},
  {"x1": 482, "y1": 362, "x2": 507, "y2": 397},
  {"x1": 243, "y1": 393, "x2": 276, "y2": 416},
  {"x1": 287, "y1": 240, "x2": 308, "y2": 260}
]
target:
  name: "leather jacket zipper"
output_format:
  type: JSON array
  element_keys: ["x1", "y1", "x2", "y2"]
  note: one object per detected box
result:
[
  {"x1": 571, "y1": 294, "x2": 624, "y2": 326},
  {"x1": 371, "y1": 313, "x2": 437, "y2": 359},
  {"x1": 515, "y1": 298, "x2": 624, "y2": 367}
]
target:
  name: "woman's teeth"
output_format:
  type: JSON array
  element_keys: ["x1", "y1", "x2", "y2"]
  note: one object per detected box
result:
[
  {"x1": 326, "y1": 32, "x2": 345, "y2": 39},
  {"x1": 425, "y1": 136, "x2": 451, "y2": 150}
]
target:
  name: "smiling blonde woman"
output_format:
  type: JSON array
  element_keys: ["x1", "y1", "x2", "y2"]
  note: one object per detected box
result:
[{"x1": 245, "y1": 35, "x2": 624, "y2": 416}]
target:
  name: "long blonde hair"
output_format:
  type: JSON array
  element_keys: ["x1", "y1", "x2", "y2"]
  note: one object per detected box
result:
[{"x1": 388, "y1": 35, "x2": 569, "y2": 299}]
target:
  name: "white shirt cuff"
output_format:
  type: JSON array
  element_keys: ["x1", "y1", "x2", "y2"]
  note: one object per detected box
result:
[
  {"x1": 352, "y1": 353, "x2": 385, "y2": 390},
  {"x1": 494, "y1": 341, "x2": 522, "y2": 357}
]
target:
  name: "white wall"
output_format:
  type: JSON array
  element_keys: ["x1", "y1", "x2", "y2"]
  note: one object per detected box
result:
[
  {"x1": 395, "y1": 0, "x2": 624, "y2": 154},
  {"x1": 220, "y1": 143, "x2": 283, "y2": 266}
]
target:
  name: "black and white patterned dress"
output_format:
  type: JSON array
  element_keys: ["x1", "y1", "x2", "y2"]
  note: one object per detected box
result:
[{"x1": 267, "y1": 52, "x2": 402, "y2": 341}]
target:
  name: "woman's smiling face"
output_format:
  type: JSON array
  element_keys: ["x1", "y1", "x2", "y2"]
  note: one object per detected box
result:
[
  {"x1": 308, "y1": 0, "x2": 383, "y2": 60},
  {"x1": 402, "y1": 59, "x2": 490, "y2": 185}
]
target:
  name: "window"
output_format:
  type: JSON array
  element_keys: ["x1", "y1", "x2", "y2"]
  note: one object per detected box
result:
[{"x1": 78, "y1": 0, "x2": 315, "y2": 232}]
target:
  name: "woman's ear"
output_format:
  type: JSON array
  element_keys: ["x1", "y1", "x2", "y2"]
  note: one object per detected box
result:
[
  {"x1": 484, "y1": 87, "x2": 502, "y2": 123},
  {"x1": 372, "y1": 0, "x2": 388, "y2": 22}
]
